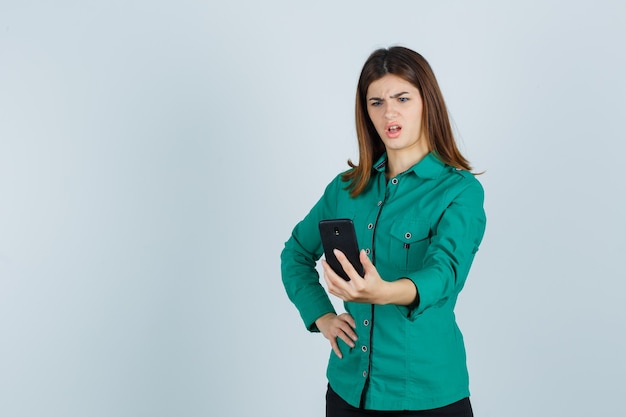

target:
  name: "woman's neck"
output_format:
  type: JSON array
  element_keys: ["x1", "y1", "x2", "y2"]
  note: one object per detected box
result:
[{"x1": 385, "y1": 148, "x2": 430, "y2": 178}]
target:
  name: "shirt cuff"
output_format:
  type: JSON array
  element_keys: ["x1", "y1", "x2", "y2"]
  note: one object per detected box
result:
[{"x1": 404, "y1": 269, "x2": 445, "y2": 315}]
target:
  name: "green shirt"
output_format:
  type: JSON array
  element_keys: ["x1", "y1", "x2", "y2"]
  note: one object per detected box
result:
[{"x1": 281, "y1": 152, "x2": 486, "y2": 410}]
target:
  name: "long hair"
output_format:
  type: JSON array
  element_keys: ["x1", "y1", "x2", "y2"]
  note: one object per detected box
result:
[{"x1": 342, "y1": 46, "x2": 472, "y2": 197}]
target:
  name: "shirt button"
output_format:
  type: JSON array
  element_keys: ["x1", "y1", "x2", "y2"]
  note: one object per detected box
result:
[
  {"x1": 391, "y1": 178, "x2": 399, "y2": 185},
  {"x1": 361, "y1": 346, "x2": 368, "y2": 352},
  {"x1": 365, "y1": 248, "x2": 371, "y2": 255},
  {"x1": 362, "y1": 370, "x2": 368, "y2": 378},
  {"x1": 363, "y1": 319, "x2": 369, "y2": 326},
  {"x1": 377, "y1": 201, "x2": 383, "y2": 207},
  {"x1": 405, "y1": 232, "x2": 412, "y2": 240},
  {"x1": 367, "y1": 223, "x2": 374, "y2": 229}
]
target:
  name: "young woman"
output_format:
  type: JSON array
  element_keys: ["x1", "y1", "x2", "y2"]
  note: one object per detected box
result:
[{"x1": 281, "y1": 46, "x2": 486, "y2": 417}]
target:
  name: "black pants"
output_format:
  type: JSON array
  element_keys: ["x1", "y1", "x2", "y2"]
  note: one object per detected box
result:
[{"x1": 326, "y1": 385, "x2": 474, "y2": 417}]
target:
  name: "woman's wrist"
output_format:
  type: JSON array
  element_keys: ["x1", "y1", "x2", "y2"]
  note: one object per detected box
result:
[
  {"x1": 383, "y1": 278, "x2": 418, "y2": 306},
  {"x1": 315, "y1": 312, "x2": 337, "y2": 329}
]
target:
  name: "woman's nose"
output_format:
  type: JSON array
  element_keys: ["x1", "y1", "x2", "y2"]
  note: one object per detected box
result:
[{"x1": 384, "y1": 103, "x2": 398, "y2": 119}]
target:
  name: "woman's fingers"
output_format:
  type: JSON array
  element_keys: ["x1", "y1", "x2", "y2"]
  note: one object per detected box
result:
[
  {"x1": 360, "y1": 249, "x2": 375, "y2": 273},
  {"x1": 321, "y1": 260, "x2": 351, "y2": 297},
  {"x1": 338, "y1": 312, "x2": 356, "y2": 329},
  {"x1": 329, "y1": 338, "x2": 342, "y2": 359},
  {"x1": 333, "y1": 249, "x2": 359, "y2": 279},
  {"x1": 336, "y1": 321, "x2": 357, "y2": 346},
  {"x1": 319, "y1": 313, "x2": 358, "y2": 359}
]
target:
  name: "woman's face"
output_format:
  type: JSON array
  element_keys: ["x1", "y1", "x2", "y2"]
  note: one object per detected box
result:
[{"x1": 366, "y1": 74, "x2": 428, "y2": 158}]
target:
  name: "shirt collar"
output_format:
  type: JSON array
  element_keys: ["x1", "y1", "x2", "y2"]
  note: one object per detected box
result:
[{"x1": 373, "y1": 151, "x2": 446, "y2": 179}]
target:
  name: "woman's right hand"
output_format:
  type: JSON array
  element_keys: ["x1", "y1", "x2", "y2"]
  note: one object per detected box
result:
[{"x1": 315, "y1": 312, "x2": 358, "y2": 359}]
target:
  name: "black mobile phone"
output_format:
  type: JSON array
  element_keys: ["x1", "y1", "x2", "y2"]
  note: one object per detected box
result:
[{"x1": 318, "y1": 219, "x2": 364, "y2": 281}]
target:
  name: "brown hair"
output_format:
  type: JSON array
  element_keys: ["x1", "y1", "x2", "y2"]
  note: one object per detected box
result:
[{"x1": 343, "y1": 46, "x2": 473, "y2": 197}]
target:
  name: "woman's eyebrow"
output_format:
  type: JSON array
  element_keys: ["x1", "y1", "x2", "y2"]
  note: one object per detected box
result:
[
  {"x1": 368, "y1": 91, "x2": 410, "y2": 101},
  {"x1": 390, "y1": 91, "x2": 409, "y2": 98}
]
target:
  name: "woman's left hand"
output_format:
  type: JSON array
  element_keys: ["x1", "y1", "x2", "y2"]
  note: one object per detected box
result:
[
  {"x1": 321, "y1": 249, "x2": 387, "y2": 304},
  {"x1": 322, "y1": 249, "x2": 418, "y2": 306}
]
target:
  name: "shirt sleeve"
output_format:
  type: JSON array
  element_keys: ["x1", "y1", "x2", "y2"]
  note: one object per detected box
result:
[
  {"x1": 404, "y1": 176, "x2": 486, "y2": 316},
  {"x1": 280, "y1": 175, "x2": 343, "y2": 331}
]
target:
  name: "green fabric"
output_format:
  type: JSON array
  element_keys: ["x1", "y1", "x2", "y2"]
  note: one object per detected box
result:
[{"x1": 281, "y1": 152, "x2": 486, "y2": 411}]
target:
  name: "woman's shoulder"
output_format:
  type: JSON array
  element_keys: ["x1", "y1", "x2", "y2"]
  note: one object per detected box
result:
[
  {"x1": 439, "y1": 166, "x2": 485, "y2": 202},
  {"x1": 444, "y1": 165, "x2": 483, "y2": 184}
]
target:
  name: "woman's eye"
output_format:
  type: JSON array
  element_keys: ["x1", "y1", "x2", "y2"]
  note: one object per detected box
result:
[
  {"x1": 371, "y1": 101, "x2": 382, "y2": 107},
  {"x1": 398, "y1": 97, "x2": 409, "y2": 102}
]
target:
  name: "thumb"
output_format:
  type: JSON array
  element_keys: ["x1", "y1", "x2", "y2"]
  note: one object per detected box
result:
[{"x1": 360, "y1": 249, "x2": 374, "y2": 272}]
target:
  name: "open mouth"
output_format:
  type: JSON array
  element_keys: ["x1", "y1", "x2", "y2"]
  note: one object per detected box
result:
[{"x1": 385, "y1": 123, "x2": 402, "y2": 137}]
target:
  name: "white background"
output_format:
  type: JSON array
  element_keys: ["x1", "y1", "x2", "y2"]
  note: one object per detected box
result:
[{"x1": 1, "y1": 1, "x2": 625, "y2": 416}]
